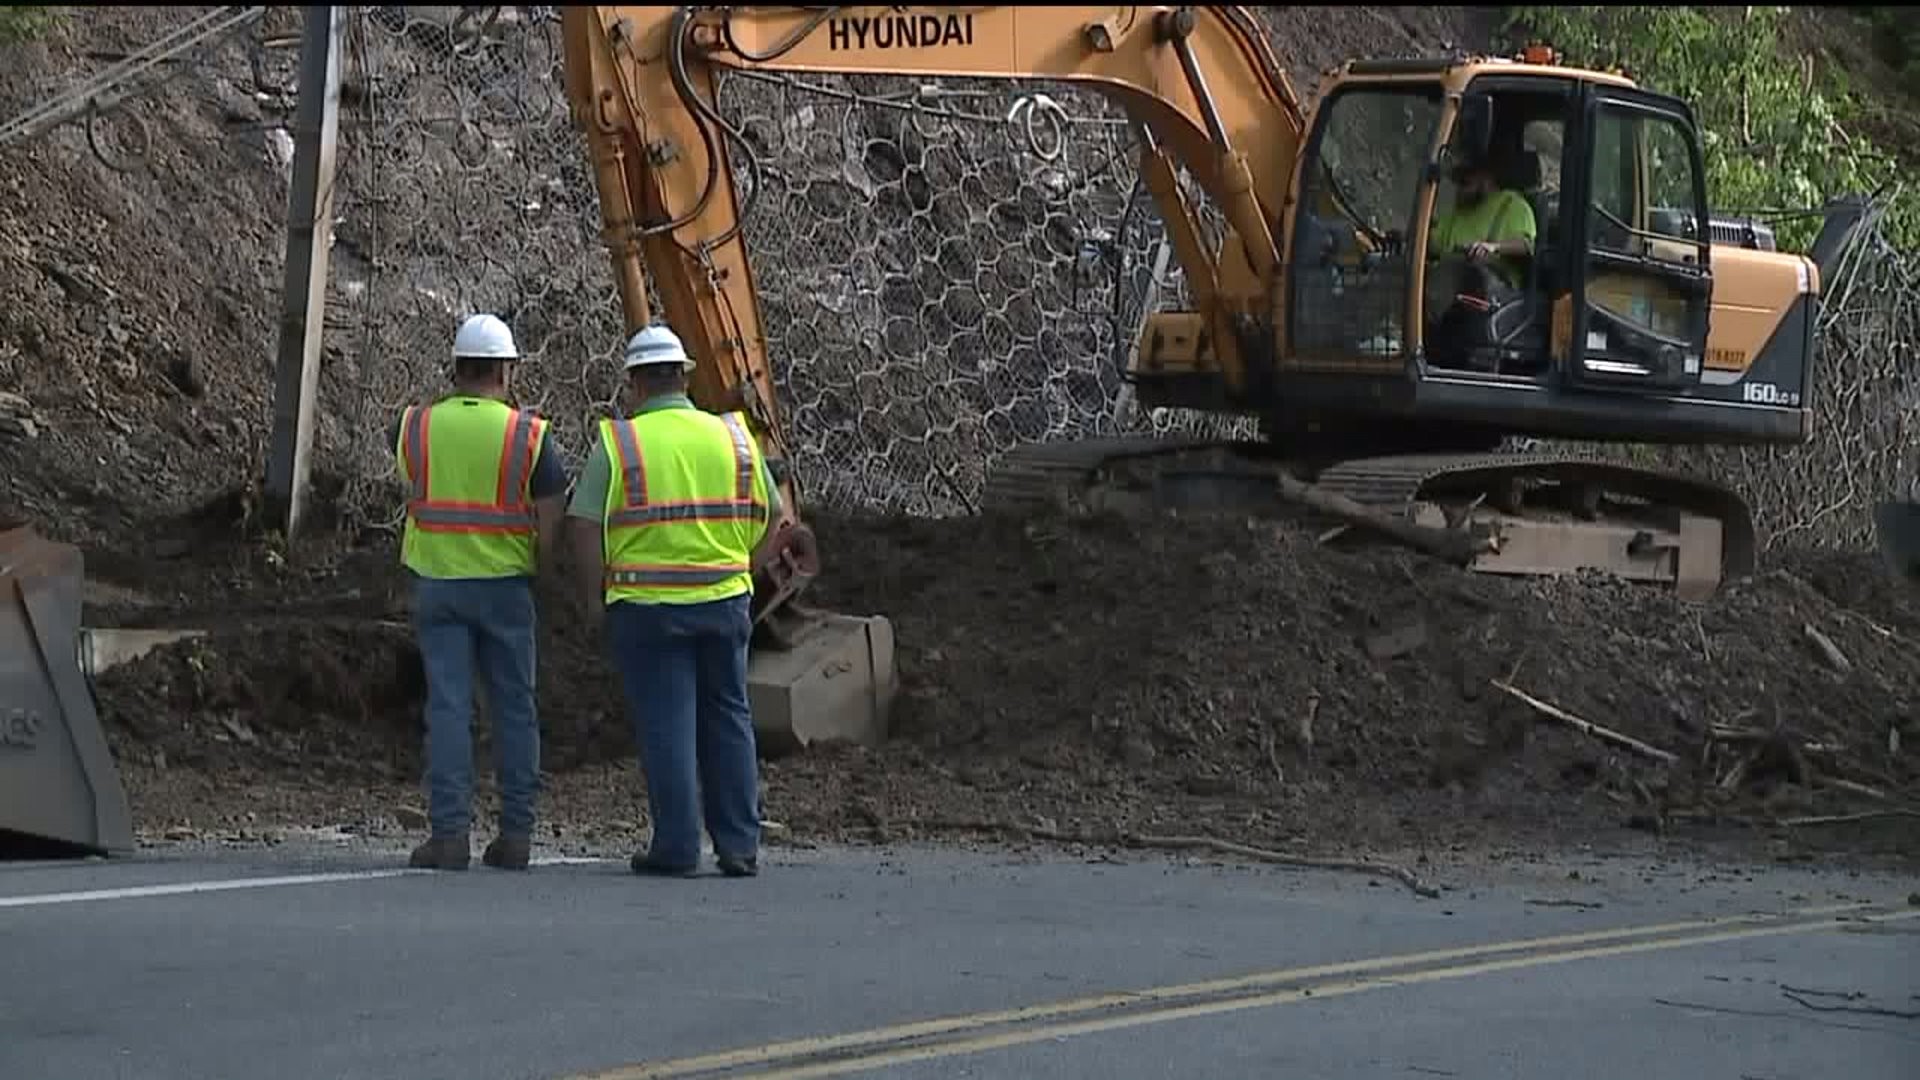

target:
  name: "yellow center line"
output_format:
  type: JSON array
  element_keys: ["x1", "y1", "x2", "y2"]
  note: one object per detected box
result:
[
  {"x1": 736, "y1": 906, "x2": 1920, "y2": 1080},
  {"x1": 563, "y1": 900, "x2": 1885, "y2": 1080}
]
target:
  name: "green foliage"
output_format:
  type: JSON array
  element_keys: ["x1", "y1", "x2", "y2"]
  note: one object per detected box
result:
[
  {"x1": 0, "y1": 6, "x2": 60, "y2": 45},
  {"x1": 1848, "y1": 6, "x2": 1920, "y2": 87},
  {"x1": 1502, "y1": 6, "x2": 1917, "y2": 251}
]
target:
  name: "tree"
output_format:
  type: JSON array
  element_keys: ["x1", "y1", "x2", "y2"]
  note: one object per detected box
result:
[{"x1": 1503, "y1": 6, "x2": 1914, "y2": 251}]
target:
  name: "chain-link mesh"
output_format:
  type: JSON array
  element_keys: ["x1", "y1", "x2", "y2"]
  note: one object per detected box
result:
[
  {"x1": 324, "y1": 8, "x2": 1912, "y2": 551},
  {"x1": 325, "y1": 7, "x2": 1244, "y2": 528}
]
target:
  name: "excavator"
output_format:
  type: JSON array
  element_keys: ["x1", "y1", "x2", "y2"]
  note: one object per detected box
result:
[
  {"x1": 0, "y1": 4, "x2": 1876, "y2": 856},
  {"x1": 554, "y1": 8, "x2": 1866, "y2": 720}
]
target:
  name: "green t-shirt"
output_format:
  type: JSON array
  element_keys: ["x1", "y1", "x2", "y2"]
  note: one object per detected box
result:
[
  {"x1": 1431, "y1": 189, "x2": 1536, "y2": 289},
  {"x1": 566, "y1": 394, "x2": 784, "y2": 524}
]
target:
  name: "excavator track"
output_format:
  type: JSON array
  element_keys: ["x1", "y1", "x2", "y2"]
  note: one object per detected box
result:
[{"x1": 982, "y1": 438, "x2": 1757, "y2": 600}]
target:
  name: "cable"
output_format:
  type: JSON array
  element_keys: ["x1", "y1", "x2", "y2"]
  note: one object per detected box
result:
[{"x1": 0, "y1": 6, "x2": 268, "y2": 151}]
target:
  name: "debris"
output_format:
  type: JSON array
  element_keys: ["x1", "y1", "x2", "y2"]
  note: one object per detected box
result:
[
  {"x1": 1490, "y1": 681, "x2": 1681, "y2": 765},
  {"x1": 83, "y1": 507, "x2": 1920, "y2": 866},
  {"x1": 1803, "y1": 624, "x2": 1852, "y2": 675},
  {"x1": 1059, "y1": 828, "x2": 1443, "y2": 900},
  {"x1": 1820, "y1": 775, "x2": 1890, "y2": 801},
  {"x1": 0, "y1": 391, "x2": 38, "y2": 441},
  {"x1": 1780, "y1": 987, "x2": 1920, "y2": 1020},
  {"x1": 1273, "y1": 471, "x2": 1491, "y2": 566},
  {"x1": 1365, "y1": 618, "x2": 1428, "y2": 661},
  {"x1": 1779, "y1": 809, "x2": 1920, "y2": 827}
]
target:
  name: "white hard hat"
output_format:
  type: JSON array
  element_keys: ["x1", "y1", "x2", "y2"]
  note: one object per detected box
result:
[
  {"x1": 453, "y1": 313, "x2": 520, "y2": 361},
  {"x1": 622, "y1": 324, "x2": 695, "y2": 372}
]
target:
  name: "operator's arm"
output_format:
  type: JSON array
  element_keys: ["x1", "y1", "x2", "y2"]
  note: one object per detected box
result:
[
  {"x1": 565, "y1": 445, "x2": 611, "y2": 625},
  {"x1": 1467, "y1": 192, "x2": 1536, "y2": 263}
]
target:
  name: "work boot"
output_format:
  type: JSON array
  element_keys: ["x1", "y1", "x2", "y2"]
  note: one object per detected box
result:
[
  {"x1": 717, "y1": 853, "x2": 758, "y2": 878},
  {"x1": 408, "y1": 833, "x2": 471, "y2": 871},
  {"x1": 482, "y1": 832, "x2": 531, "y2": 871},
  {"x1": 630, "y1": 848, "x2": 698, "y2": 878}
]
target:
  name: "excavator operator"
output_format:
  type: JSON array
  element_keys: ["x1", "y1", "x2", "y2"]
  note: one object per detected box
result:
[{"x1": 1425, "y1": 147, "x2": 1537, "y2": 370}]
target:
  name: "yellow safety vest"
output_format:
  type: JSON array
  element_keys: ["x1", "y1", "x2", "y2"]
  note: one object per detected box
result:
[
  {"x1": 599, "y1": 407, "x2": 771, "y2": 606},
  {"x1": 395, "y1": 395, "x2": 549, "y2": 579}
]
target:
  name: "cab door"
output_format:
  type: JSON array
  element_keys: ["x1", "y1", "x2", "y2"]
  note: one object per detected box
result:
[{"x1": 1561, "y1": 86, "x2": 1713, "y2": 391}]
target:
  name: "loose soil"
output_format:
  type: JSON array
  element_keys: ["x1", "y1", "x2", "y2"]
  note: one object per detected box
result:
[{"x1": 84, "y1": 506, "x2": 1920, "y2": 879}]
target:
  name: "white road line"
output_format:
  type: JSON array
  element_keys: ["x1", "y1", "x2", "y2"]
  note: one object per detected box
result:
[{"x1": 0, "y1": 869, "x2": 425, "y2": 909}]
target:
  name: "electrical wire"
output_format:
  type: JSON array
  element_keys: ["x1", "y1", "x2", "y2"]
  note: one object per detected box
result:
[{"x1": 0, "y1": 6, "x2": 269, "y2": 151}]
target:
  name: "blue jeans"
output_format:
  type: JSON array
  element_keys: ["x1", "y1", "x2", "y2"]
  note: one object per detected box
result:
[
  {"x1": 410, "y1": 574, "x2": 541, "y2": 839},
  {"x1": 607, "y1": 593, "x2": 759, "y2": 868}
]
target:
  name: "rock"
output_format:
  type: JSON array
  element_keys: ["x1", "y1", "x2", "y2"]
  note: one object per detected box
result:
[
  {"x1": 1364, "y1": 617, "x2": 1427, "y2": 661},
  {"x1": 0, "y1": 392, "x2": 35, "y2": 440},
  {"x1": 394, "y1": 806, "x2": 428, "y2": 831}
]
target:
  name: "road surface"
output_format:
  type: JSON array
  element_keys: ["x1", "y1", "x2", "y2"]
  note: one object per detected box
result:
[{"x1": 2, "y1": 839, "x2": 1916, "y2": 1079}]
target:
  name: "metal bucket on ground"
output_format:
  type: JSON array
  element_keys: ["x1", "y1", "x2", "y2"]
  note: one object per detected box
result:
[{"x1": 0, "y1": 523, "x2": 135, "y2": 856}]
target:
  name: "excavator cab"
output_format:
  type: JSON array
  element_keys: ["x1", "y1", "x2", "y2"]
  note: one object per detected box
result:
[{"x1": 1272, "y1": 59, "x2": 1792, "y2": 451}]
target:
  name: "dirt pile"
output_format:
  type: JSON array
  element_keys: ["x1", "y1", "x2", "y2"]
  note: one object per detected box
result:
[{"x1": 89, "y1": 507, "x2": 1920, "y2": 865}]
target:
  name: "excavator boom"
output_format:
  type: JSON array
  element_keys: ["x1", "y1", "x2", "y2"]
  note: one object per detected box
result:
[{"x1": 562, "y1": 6, "x2": 1322, "y2": 441}]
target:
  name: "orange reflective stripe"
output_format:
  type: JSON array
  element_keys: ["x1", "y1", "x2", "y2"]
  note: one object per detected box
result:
[
  {"x1": 407, "y1": 505, "x2": 535, "y2": 532},
  {"x1": 604, "y1": 563, "x2": 751, "y2": 588},
  {"x1": 494, "y1": 410, "x2": 541, "y2": 508},
  {"x1": 402, "y1": 405, "x2": 432, "y2": 500}
]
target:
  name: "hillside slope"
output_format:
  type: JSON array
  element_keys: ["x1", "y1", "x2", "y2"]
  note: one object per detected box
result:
[{"x1": 0, "y1": 6, "x2": 1495, "y2": 559}]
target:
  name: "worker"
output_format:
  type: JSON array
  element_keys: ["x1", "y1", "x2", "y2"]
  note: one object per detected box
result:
[
  {"x1": 393, "y1": 312, "x2": 569, "y2": 873},
  {"x1": 1426, "y1": 150, "x2": 1536, "y2": 370},
  {"x1": 566, "y1": 323, "x2": 781, "y2": 879}
]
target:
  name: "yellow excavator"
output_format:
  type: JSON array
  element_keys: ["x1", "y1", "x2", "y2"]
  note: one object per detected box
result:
[
  {"x1": 555, "y1": 6, "x2": 1865, "y2": 734},
  {"x1": 0, "y1": 5, "x2": 1874, "y2": 855}
]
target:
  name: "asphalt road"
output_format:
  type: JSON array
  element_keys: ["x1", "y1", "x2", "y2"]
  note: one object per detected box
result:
[{"x1": 2, "y1": 840, "x2": 1916, "y2": 1080}]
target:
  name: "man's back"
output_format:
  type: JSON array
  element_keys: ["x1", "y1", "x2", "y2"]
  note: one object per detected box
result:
[{"x1": 395, "y1": 394, "x2": 565, "y2": 580}]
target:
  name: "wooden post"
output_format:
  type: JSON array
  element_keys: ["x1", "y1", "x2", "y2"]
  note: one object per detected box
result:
[{"x1": 264, "y1": 5, "x2": 345, "y2": 544}]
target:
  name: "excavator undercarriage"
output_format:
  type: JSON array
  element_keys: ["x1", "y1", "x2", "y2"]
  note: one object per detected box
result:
[{"x1": 983, "y1": 438, "x2": 1755, "y2": 601}]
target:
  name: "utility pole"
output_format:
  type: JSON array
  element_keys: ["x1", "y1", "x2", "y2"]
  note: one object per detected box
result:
[{"x1": 264, "y1": 5, "x2": 344, "y2": 545}]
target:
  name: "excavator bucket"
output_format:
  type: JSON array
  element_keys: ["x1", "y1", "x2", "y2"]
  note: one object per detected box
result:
[
  {"x1": 0, "y1": 523, "x2": 135, "y2": 857},
  {"x1": 744, "y1": 521, "x2": 898, "y2": 755},
  {"x1": 748, "y1": 611, "x2": 897, "y2": 757},
  {"x1": 1873, "y1": 500, "x2": 1920, "y2": 587}
]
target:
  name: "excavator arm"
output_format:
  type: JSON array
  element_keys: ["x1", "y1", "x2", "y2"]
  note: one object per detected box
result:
[{"x1": 560, "y1": 5, "x2": 1307, "y2": 524}]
